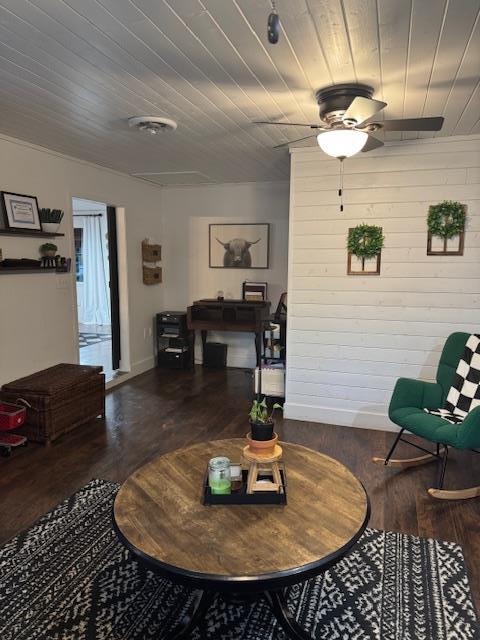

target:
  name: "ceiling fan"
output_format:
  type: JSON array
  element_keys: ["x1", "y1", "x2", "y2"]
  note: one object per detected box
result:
[{"x1": 254, "y1": 84, "x2": 444, "y2": 158}]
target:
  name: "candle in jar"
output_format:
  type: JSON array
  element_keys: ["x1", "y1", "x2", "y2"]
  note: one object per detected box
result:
[{"x1": 208, "y1": 456, "x2": 231, "y2": 495}]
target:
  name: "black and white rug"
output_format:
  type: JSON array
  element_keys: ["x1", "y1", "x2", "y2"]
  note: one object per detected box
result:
[
  {"x1": 79, "y1": 332, "x2": 112, "y2": 349},
  {"x1": 0, "y1": 479, "x2": 478, "y2": 640}
]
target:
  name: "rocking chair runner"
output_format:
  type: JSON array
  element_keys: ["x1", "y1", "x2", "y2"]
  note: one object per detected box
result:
[{"x1": 373, "y1": 332, "x2": 480, "y2": 500}]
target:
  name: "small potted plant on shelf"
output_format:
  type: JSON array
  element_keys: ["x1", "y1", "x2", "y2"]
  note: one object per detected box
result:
[
  {"x1": 249, "y1": 397, "x2": 283, "y2": 441},
  {"x1": 40, "y1": 242, "x2": 58, "y2": 257},
  {"x1": 39, "y1": 242, "x2": 58, "y2": 268},
  {"x1": 39, "y1": 208, "x2": 64, "y2": 234}
]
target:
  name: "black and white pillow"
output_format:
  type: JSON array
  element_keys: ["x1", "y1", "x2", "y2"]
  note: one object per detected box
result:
[{"x1": 425, "y1": 334, "x2": 480, "y2": 424}]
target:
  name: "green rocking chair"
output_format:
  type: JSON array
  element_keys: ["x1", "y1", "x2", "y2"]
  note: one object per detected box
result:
[{"x1": 374, "y1": 332, "x2": 480, "y2": 500}]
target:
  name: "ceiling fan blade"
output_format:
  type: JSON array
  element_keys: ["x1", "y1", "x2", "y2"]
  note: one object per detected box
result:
[
  {"x1": 273, "y1": 134, "x2": 319, "y2": 149},
  {"x1": 344, "y1": 96, "x2": 387, "y2": 125},
  {"x1": 362, "y1": 134, "x2": 384, "y2": 152},
  {"x1": 253, "y1": 120, "x2": 323, "y2": 128},
  {"x1": 379, "y1": 116, "x2": 444, "y2": 131}
]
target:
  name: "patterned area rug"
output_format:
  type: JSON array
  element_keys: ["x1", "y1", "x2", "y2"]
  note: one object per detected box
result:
[
  {"x1": 79, "y1": 332, "x2": 112, "y2": 349},
  {"x1": 0, "y1": 479, "x2": 478, "y2": 640}
]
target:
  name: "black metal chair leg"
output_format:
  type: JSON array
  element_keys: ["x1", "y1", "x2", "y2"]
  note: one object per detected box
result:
[
  {"x1": 384, "y1": 428, "x2": 405, "y2": 465},
  {"x1": 437, "y1": 445, "x2": 449, "y2": 489}
]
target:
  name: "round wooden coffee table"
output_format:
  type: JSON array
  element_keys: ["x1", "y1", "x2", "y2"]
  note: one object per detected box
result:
[{"x1": 113, "y1": 439, "x2": 369, "y2": 639}]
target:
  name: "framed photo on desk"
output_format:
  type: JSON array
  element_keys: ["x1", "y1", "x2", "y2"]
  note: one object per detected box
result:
[{"x1": 209, "y1": 223, "x2": 269, "y2": 268}]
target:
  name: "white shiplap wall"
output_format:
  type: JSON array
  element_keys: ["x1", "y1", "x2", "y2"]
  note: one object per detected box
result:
[{"x1": 285, "y1": 135, "x2": 480, "y2": 431}]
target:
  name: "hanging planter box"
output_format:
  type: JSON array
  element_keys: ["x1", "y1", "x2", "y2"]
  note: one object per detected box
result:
[
  {"x1": 142, "y1": 242, "x2": 162, "y2": 262},
  {"x1": 143, "y1": 266, "x2": 162, "y2": 285}
]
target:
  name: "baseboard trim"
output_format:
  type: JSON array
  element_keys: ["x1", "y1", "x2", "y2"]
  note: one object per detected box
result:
[
  {"x1": 106, "y1": 356, "x2": 155, "y2": 391},
  {"x1": 194, "y1": 356, "x2": 255, "y2": 369},
  {"x1": 283, "y1": 402, "x2": 399, "y2": 432}
]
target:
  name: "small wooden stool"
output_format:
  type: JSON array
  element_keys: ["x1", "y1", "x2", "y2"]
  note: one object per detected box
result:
[{"x1": 242, "y1": 444, "x2": 283, "y2": 494}]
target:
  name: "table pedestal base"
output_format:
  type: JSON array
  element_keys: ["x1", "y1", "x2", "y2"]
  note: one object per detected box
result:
[
  {"x1": 264, "y1": 590, "x2": 313, "y2": 640},
  {"x1": 165, "y1": 588, "x2": 313, "y2": 640}
]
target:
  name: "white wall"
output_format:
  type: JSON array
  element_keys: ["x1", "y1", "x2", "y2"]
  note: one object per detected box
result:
[
  {"x1": 0, "y1": 134, "x2": 163, "y2": 386},
  {"x1": 162, "y1": 182, "x2": 289, "y2": 368},
  {"x1": 286, "y1": 135, "x2": 480, "y2": 431}
]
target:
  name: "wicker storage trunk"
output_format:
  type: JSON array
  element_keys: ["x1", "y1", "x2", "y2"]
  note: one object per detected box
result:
[{"x1": 0, "y1": 363, "x2": 105, "y2": 444}]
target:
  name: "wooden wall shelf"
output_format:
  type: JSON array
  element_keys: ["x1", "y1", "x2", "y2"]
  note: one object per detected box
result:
[
  {"x1": 0, "y1": 267, "x2": 66, "y2": 274},
  {"x1": 0, "y1": 229, "x2": 64, "y2": 238}
]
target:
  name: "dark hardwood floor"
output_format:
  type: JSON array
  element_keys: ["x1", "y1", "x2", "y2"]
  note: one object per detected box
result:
[{"x1": 1, "y1": 366, "x2": 479, "y2": 611}]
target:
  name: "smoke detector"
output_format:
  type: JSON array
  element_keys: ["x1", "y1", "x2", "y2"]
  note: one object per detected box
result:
[{"x1": 128, "y1": 116, "x2": 177, "y2": 135}]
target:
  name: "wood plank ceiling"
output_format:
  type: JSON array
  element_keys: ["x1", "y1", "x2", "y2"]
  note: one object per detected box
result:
[{"x1": 0, "y1": 0, "x2": 478, "y2": 184}]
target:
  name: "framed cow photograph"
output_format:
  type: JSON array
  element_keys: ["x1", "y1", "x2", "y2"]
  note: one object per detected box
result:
[{"x1": 209, "y1": 223, "x2": 270, "y2": 269}]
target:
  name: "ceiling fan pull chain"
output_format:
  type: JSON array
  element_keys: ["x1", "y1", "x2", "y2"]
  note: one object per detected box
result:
[
  {"x1": 268, "y1": 1, "x2": 280, "y2": 44},
  {"x1": 339, "y1": 159, "x2": 344, "y2": 213}
]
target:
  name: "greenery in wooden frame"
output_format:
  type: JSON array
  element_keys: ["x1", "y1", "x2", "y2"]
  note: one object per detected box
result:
[
  {"x1": 347, "y1": 224, "x2": 384, "y2": 275},
  {"x1": 427, "y1": 201, "x2": 466, "y2": 256}
]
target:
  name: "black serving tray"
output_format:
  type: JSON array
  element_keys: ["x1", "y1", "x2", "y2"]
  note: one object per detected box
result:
[{"x1": 203, "y1": 466, "x2": 287, "y2": 505}]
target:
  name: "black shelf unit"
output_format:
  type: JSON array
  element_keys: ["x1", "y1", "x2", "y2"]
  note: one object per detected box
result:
[
  {"x1": 262, "y1": 317, "x2": 286, "y2": 364},
  {"x1": 255, "y1": 315, "x2": 287, "y2": 400},
  {"x1": 156, "y1": 311, "x2": 193, "y2": 369}
]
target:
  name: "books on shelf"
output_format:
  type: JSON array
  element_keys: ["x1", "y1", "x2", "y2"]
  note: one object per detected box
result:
[{"x1": 244, "y1": 291, "x2": 264, "y2": 301}]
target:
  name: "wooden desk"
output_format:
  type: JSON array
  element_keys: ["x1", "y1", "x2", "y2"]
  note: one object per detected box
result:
[
  {"x1": 113, "y1": 438, "x2": 370, "y2": 639},
  {"x1": 187, "y1": 299, "x2": 271, "y2": 367}
]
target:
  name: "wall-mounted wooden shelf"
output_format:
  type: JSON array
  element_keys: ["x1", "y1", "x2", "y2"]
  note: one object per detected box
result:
[
  {"x1": 0, "y1": 229, "x2": 65, "y2": 238},
  {"x1": 0, "y1": 267, "x2": 69, "y2": 274}
]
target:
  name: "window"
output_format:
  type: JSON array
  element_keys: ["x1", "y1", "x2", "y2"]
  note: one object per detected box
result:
[{"x1": 74, "y1": 228, "x2": 83, "y2": 282}]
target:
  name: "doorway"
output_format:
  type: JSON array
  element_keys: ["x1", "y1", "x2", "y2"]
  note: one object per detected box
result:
[{"x1": 72, "y1": 198, "x2": 121, "y2": 382}]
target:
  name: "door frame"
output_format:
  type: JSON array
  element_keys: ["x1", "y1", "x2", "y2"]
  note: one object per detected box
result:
[
  {"x1": 70, "y1": 197, "x2": 130, "y2": 376},
  {"x1": 107, "y1": 205, "x2": 121, "y2": 371}
]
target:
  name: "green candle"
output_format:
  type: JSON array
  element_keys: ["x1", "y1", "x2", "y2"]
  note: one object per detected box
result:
[
  {"x1": 208, "y1": 456, "x2": 231, "y2": 495},
  {"x1": 210, "y1": 478, "x2": 231, "y2": 495}
]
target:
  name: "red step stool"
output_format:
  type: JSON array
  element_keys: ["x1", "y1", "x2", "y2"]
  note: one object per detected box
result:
[{"x1": 0, "y1": 402, "x2": 27, "y2": 457}]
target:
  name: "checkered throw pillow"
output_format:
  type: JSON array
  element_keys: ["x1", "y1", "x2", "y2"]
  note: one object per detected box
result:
[{"x1": 425, "y1": 334, "x2": 480, "y2": 424}]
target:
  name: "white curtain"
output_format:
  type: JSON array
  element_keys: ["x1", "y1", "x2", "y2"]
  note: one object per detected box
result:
[{"x1": 80, "y1": 215, "x2": 111, "y2": 326}]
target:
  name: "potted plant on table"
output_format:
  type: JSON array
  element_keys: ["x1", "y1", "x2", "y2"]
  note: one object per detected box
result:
[
  {"x1": 249, "y1": 397, "x2": 283, "y2": 441},
  {"x1": 39, "y1": 208, "x2": 64, "y2": 234}
]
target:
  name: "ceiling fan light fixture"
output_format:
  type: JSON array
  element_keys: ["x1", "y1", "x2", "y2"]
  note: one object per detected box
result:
[{"x1": 317, "y1": 128, "x2": 368, "y2": 158}]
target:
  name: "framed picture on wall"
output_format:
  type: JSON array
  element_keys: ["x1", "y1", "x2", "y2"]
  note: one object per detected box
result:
[
  {"x1": 209, "y1": 223, "x2": 270, "y2": 269},
  {"x1": 1, "y1": 191, "x2": 41, "y2": 231}
]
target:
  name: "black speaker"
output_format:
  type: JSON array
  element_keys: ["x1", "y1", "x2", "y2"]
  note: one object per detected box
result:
[{"x1": 203, "y1": 342, "x2": 228, "y2": 368}]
